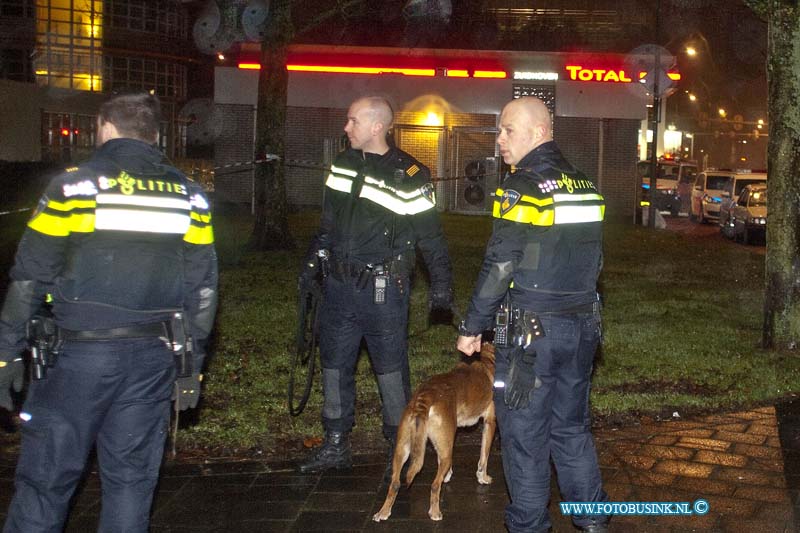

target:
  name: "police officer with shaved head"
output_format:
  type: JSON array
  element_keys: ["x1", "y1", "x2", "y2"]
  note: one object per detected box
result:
[
  {"x1": 298, "y1": 96, "x2": 452, "y2": 477},
  {"x1": 457, "y1": 97, "x2": 609, "y2": 533},
  {"x1": 0, "y1": 92, "x2": 218, "y2": 532}
]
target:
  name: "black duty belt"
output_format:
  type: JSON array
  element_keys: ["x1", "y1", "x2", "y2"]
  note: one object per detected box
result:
[
  {"x1": 331, "y1": 259, "x2": 365, "y2": 280},
  {"x1": 330, "y1": 257, "x2": 410, "y2": 282},
  {"x1": 534, "y1": 301, "x2": 599, "y2": 315},
  {"x1": 60, "y1": 322, "x2": 168, "y2": 341}
]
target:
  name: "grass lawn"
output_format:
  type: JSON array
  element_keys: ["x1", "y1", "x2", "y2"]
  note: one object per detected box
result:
[
  {"x1": 0, "y1": 205, "x2": 796, "y2": 459},
  {"x1": 174, "y1": 210, "x2": 800, "y2": 458}
]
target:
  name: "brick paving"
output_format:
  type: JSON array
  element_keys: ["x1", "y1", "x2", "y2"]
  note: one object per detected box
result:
[
  {"x1": 593, "y1": 404, "x2": 798, "y2": 532},
  {"x1": 0, "y1": 401, "x2": 798, "y2": 532}
]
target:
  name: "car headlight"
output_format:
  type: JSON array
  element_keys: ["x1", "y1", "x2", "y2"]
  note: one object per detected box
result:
[{"x1": 753, "y1": 217, "x2": 767, "y2": 225}]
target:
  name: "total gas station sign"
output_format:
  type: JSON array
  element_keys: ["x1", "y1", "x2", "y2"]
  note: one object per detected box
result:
[{"x1": 565, "y1": 64, "x2": 680, "y2": 84}]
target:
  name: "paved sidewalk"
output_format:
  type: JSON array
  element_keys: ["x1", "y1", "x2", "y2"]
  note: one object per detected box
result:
[{"x1": 1, "y1": 399, "x2": 799, "y2": 532}]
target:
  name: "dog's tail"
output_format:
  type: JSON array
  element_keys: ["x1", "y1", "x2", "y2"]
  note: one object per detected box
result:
[{"x1": 404, "y1": 392, "x2": 432, "y2": 486}]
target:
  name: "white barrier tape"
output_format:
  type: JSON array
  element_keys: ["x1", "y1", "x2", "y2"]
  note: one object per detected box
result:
[
  {"x1": 0, "y1": 207, "x2": 31, "y2": 217},
  {"x1": 190, "y1": 156, "x2": 497, "y2": 183}
]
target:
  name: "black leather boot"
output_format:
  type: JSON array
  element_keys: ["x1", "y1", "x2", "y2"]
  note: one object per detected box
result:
[
  {"x1": 383, "y1": 435, "x2": 395, "y2": 481},
  {"x1": 297, "y1": 431, "x2": 353, "y2": 473},
  {"x1": 580, "y1": 520, "x2": 609, "y2": 532},
  {"x1": 383, "y1": 433, "x2": 409, "y2": 482}
]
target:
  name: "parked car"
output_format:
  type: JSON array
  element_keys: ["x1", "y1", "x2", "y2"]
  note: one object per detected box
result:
[
  {"x1": 718, "y1": 170, "x2": 767, "y2": 230},
  {"x1": 638, "y1": 158, "x2": 698, "y2": 216},
  {"x1": 690, "y1": 170, "x2": 734, "y2": 223},
  {"x1": 721, "y1": 183, "x2": 767, "y2": 244}
]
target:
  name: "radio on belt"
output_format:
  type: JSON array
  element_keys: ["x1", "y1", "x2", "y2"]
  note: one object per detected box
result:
[{"x1": 373, "y1": 265, "x2": 388, "y2": 305}]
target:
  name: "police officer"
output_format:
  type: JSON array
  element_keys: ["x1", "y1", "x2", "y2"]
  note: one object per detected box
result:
[
  {"x1": 457, "y1": 97, "x2": 609, "y2": 533},
  {"x1": 0, "y1": 92, "x2": 218, "y2": 532},
  {"x1": 298, "y1": 96, "x2": 452, "y2": 475}
]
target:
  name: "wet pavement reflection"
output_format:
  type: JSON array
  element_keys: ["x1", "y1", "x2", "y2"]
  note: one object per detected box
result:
[{"x1": 1, "y1": 399, "x2": 799, "y2": 532}]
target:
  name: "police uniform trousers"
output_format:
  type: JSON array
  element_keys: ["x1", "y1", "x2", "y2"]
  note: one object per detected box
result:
[
  {"x1": 494, "y1": 312, "x2": 608, "y2": 533},
  {"x1": 319, "y1": 272, "x2": 411, "y2": 438},
  {"x1": 4, "y1": 337, "x2": 175, "y2": 533}
]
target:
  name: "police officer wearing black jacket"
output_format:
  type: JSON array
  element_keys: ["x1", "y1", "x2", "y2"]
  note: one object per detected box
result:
[
  {"x1": 457, "y1": 97, "x2": 609, "y2": 533},
  {"x1": 298, "y1": 96, "x2": 452, "y2": 474},
  {"x1": 0, "y1": 93, "x2": 218, "y2": 532}
]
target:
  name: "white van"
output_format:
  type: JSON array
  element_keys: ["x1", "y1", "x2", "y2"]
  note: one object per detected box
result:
[{"x1": 690, "y1": 170, "x2": 734, "y2": 223}]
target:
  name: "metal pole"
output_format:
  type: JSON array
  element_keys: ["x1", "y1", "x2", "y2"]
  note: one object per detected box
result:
[{"x1": 648, "y1": 0, "x2": 662, "y2": 229}]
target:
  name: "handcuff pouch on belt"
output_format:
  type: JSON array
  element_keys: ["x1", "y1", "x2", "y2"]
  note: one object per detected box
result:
[
  {"x1": 26, "y1": 315, "x2": 59, "y2": 380},
  {"x1": 166, "y1": 312, "x2": 194, "y2": 378}
]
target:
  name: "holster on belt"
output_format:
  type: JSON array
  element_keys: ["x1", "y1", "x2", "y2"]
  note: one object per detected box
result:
[
  {"x1": 166, "y1": 312, "x2": 194, "y2": 378},
  {"x1": 26, "y1": 315, "x2": 58, "y2": 380}
]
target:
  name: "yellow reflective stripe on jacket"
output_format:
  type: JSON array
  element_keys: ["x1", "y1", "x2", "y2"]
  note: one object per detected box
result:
[
  {"x1": 46, "y1": 199, "x2": 97, "y2": 212},
  {"x1": 492, "y1": 200, "x2": 555, "y2": 225},
  {"x1": 28, "y1": 198, "x2": 98, "y2": 236},
  {"x1": 185, "y1": 195, "x2": 214, "y2": 244},
  {"x1": 190, "y1": 211, "x2": 211, "y2": 224},
  {"x1": 184, "y1": 222, "x2": 214, "y2": 245},
  {"x1": 492, "y1": 188, "x2": 604, "y2": 226},
  {"x1": 493, "y1": 188, "x2": 553, "y2": 207},
  {"x1": 28, "y1": 211, "x2": 95, "y2": 236}
]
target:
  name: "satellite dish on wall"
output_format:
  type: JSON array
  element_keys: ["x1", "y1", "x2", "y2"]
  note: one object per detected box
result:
[
  {"x1": 241, "y1": 0, "x2": 269, "y2": 41},
  {"x1": 403, "y1": 0, "x2": 452, "y2": 23},
  {"x1": 179, "y1": 98, "x2": 223, "y2": 145}
]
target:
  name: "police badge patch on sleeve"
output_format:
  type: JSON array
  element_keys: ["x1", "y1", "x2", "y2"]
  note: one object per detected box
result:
[
  {"x1": 421, "y1": 182, "x2": 436, "y2": 205},
  {"x1": 499, "y1": 189, "x2": 521, "y2": 216}
]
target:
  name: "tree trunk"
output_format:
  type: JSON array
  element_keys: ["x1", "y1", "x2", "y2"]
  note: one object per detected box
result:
[
  {"x1": 762, "y1": 2, "x2": 800, "y2": 349},
  {"x1": 248, "y1": 0, "x2": 294, "y2": 251}
]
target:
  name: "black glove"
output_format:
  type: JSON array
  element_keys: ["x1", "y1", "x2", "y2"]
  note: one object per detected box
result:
[
  {"x1": 504, "y1": 349, "x2": 542, "y2": 410},
  {"x1": 0, "y1": 358, "x2": 24, "y2": 411},
  {"x1": 428, "y1": 287, "x2": 453, "y2": 312},
  {"x1": 173, "y1": 373, "x2": 202, "y2": 411}
]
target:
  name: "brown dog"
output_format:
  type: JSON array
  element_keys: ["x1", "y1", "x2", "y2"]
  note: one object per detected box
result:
[{"x1": 373, "y1": 344, "x2": 496, "y2": 522}]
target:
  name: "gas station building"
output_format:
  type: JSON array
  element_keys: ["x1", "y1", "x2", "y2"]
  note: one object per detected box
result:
[{"x1": 214, "y1": 44, "x2": 671, "y2": 219}]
